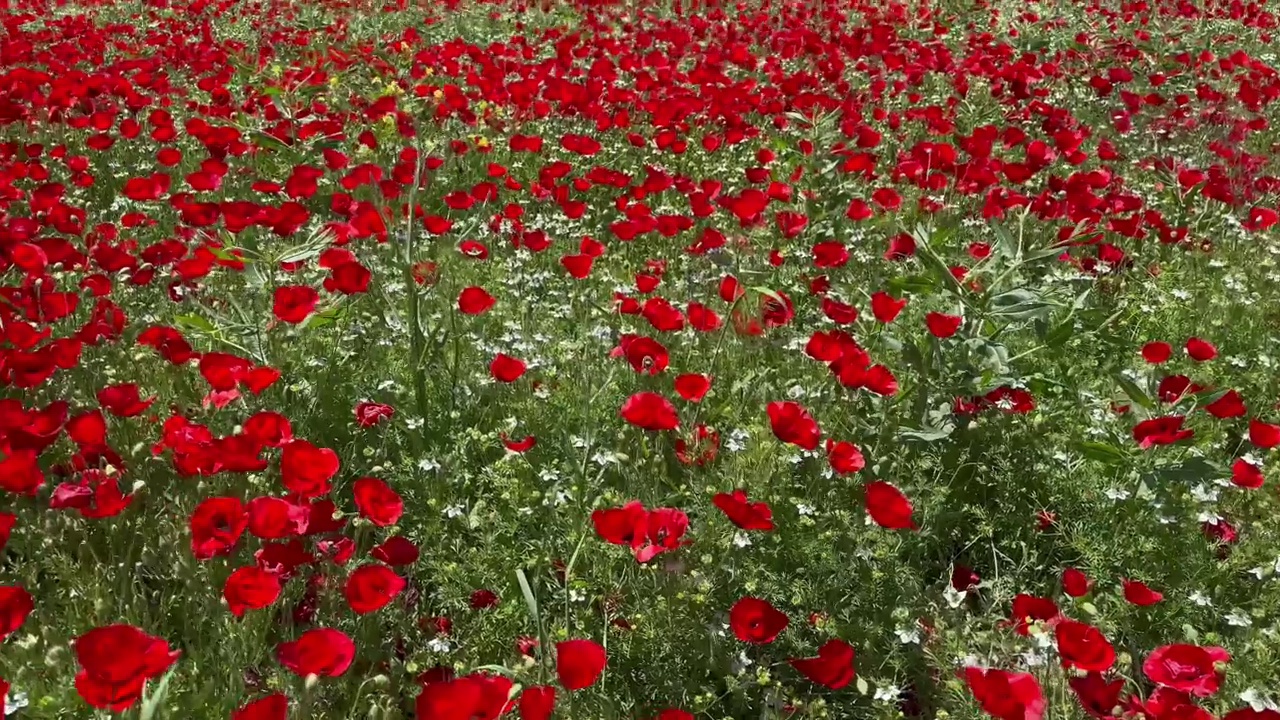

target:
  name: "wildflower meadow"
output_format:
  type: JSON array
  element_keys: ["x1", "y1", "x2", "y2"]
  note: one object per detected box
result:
[{"x1": 2, "y1": 0, "x2": 1280, "y2": 717}]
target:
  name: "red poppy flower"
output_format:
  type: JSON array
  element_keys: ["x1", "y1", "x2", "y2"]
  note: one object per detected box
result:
[
  {"x1": 275, "y1": 628, "x2": 355, "y2": 678},
  {"x1": 74, "y1": 625, "x2": 180, "y2": 711},
  {"x1": 224, "y1": 566, "x2": 282, "y2": 617},
  {"x1": 272, "y1": 285, "x2": 319, "y2": 324},
  {"x1": 864, "y1": 481, "x2": 916, "y2": 530},
  {"x1": 556, "y1": 639, "x2": 607, "y2": 690},
  {"x1": 371, "y1": 536, "x2": 420, "y2": 566},
  {"x1": 871, "y1": 292, "x2": 907, "y2": 323},
  {"x1": 826, "y1": 440, "x2": 866, "y2": 474},
  {"x1": 1185, "y1": 337, "x2": 1217, "y2": 362},
  {"x1": 1055, "y1": 619, "x2": 1116, "y2": 672},
  {"x1": 713, "y1": 490, "x2": 774, "y2": 531},
  {"x1": 1231, "y1": 458, "x2": 1264, "y2": 489},
  {"x1": 1141, "y1": 341, "x2": 1172, "y2": 364},
  {"x1": 962, "y1": 667, "x2": 1046, "y2": 720},
  {"x1": 1133, "y1": 416, "x2": 1194, "y2": 449},
  {"x1": 458, "y1": 286, "x2": 496, "y2": 315},
  {"x1": 1062, "y1": 568, "x2": 1092, "y2": 597},
  {"x1": 1122, "y1": 579, "x2": 1163, "y2": 606},
  {"x1": 344, "y1": 564, "x2": 406, "y2": 614},
  {"x1": 620, "y1": 392, "x2": 679, "y2": 431},
  {"x1": 729, "y1": 597, "x2": 789, "y2": 644},
  {"x1": 352, "y1": 476, "x2": 404, "y2": 527},
  {"x1": 1249, "y1": 418, "x2": 1280, "y2": 449},
  {"x1": 232, "y1": 694, "x2": 288, "y2": 720},
  {"x1": 279, "y1": 439, "x2": 340, "y2": 497},
  {"x1": 190, "y1": 497, "x2": 248, "y2": 560},
  {"x1": 416, "y1": 673, "x2": 512, "y2": 720},
  {"x1": 1007, "y1": 594, "x2": 1060, "y2": 635},
  {"x1": 789, "y1": 639, "x2": 855, "y2": 689},
  {"x1": 490, "y1": 354, "x2": 527, "y2": 383},
  {"x1": 518, "y1": 685, "x2": 557, "y2": 720},
  {"x1": 0, "y1": 585, "x2": 33, "y2": 640},
  {"x1": 1068, "y1": 673, "x2": 1124, "y2": 720},
  {"x1": 354, "y1": 401, "x2": 395, "y2": 428},
  {"x1": 674, "y1": 373, "x2": 712, "y2": 402},
  {"x1": 767, "y1": 401, "x2": 821, "y2": 450},
  {"x1": 1143, "y1": 644, "x2": 1230, "y2": 697},
  {"x1": 925, "y1": 312, "x2": 963, "y2": 338}
]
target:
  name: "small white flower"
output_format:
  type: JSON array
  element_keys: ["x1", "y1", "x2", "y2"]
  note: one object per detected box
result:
[
  {"x1": 874, "y1": 685, "x2": 901, "y2": 702},
  {"x1": 895, "y1": 625, "x2": 921, "y2": 644},
  {"x1": 443, "y1": 504, "x2": 466, "y2": 519},
  {"x1": 1191, "y1": 484, "x2": 1219, "y2": 503},
  {"x1": 1189, "y1": 591, "x2": 1213, "y2": 606},
  {"x1": 795, "y1": 503, "x2": 815, "y2": 516},
  {"x1": 1104, "y1": 487, "x2": 1131, "y2": 501},
  {"x1": 426, "y1": 637, "x2": 452, "y2": 653},
  {"x1": 418, "y1": 458, "x2": 440, "y2": 472},
  {"x1": 732, "y1": 532, "x2": 752, "y2": 548},
  {"x1": 1226, "y1": 611, "x2": 1252, "y2": 627}
]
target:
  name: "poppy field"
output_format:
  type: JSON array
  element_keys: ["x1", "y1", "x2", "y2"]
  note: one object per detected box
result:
[{"x1": 4, "y1": 0, "x2": 1280, "y2": 716}]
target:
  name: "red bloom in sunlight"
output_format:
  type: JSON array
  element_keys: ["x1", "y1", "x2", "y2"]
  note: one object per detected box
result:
[
  {"x1": 0, "y1": 586, "x2": 33, "y2": 640},
  {"x1": 789, "y1": 639, "x2": 855, "y2": 690},
  {"x1": 518, "y1": 686, "x2": 557, "y2": 720},
  {"x1": 1122, "y1": 579, "x2": 1164, "y2": 606},
  {"x1": 353, "y1": 477, "x2": 403, "y2": 527},
  {"x1": 962, "y1": 667, "x2": 1046, "y2": 720},
  {"x1": 1143, "y1": 644, "x2": 1230, "y2": 697},
  {"x1": 232, "y1": 694, "x2": 288, "y2": 720},
  {"x1": 1008, "y1": 594, "x2": 1060, "y2": 635},
  {"x1": 272, "y1": 286, "x2": 319, "y2": 324},
  {"x1": 372, "y1": 536, "x2": 420, "y2": 566},
  {"x1": 73, "y1": 625, "x2": 179, "y2": 711},
  {"x1": 276, "y1": 628, "x2": 355, "y2": 678},
  {"x1": 826, "y1": 440, "x2": 865, "y2": 474},
  {"x1": 864, "y1": 294, "x2": 905, "y2": 327},
  {"x1": 620, "y1": 392, "x2": 679, "y2": 431},
  {"x1": 593, "y1": 502, "x2": 648, "y2": 549},
  {"x1": 489, "y1": 354, "x2": 527, "y2": 383},
  {"x1": 1206, "y1": 390, "x2": 1247, "y2": 419},
  {"x1": 416, "y1": 673, "x2": 512, "y2": 720},
  {"x1": 96, "y1": 383, "x2": 156, "y2": 417},
  {"x1": 190, "y1": 497, "x2": 248, "y2": 560},
  {"x1": 355, "y1": 401, "x2": 395, "y2": 428},
  {"x1": 1185, "y1": 337, "x2": 1217, "y2": 362},
  {"x1": 280, "y1": 440, "x2": 340, "y2": 497},
  {"x1": 729, "y1": 597, "x2": 789, "y2": 644},
  {"x1": 616, "y1": 335, "x2": 669, "y2": 375},
  {"x1": 501, "y1": 434, "x2": 536, "y2": 453},
  {"x1": 1249, "y1": 418, "x2": 1280, "y2": 449},
  {"x1": 1055, "y1": 620, "x2": 1115, "y2": 672},
  {"x1": 458, "y1": 286, "x2": 496, "y2": 315},
  {"x1": 1142, "y1": 341, "x2": 1172, "y2": 364},
  {"x1": 224, "y1": 566, "x2": 282, "y2": 618},
  {"x1": 556, "y1": 639, "x2": 607, "y2": 690},
  {"x1": 470, "y1": 589, "x2": 500, "y2": 610},
  {"x1": 925, "y1": 312, "x2": 963, "y2": 338},
  {"x1": 1068, "y1": 673, "x2": 1125, "y2": 720},
  {"x1": 864, "y1": 481, "x2": 916, "y2": 530},
  {"x1": 713, "y1": 490, "x2": 774, "y2": 531},
  {"x1": 344, "y1": 563, "x2": 406, "y2": 615},
  {"x1": 1232, "y1": 458, "x2": 1264, "y2": 489},
  {"x1": 1062, "y1": 568, "x2": 1092, "y2": 597},
  {"x1": 674, "y1": 425, "x2": 720, "y2": 466},
  {"x1": 0, "y1": 450, "x2": 43, "y2": 495},
  {"x1": 674, "y1": 373, "x2": 711, "y2": 402},
  {"x1": 767, "y1": 401, "x2": 821, "y2": 450},
  {"x1": 1133, "y1": 416, "x2": 1193, "y2": 449}
]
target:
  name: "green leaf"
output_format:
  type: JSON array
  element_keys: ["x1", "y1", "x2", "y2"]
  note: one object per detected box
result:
[
  {"x1": 886, "y1": 274, "x2": 935, "y2": 295},
  {"x1": 1112, "y1": 373, "x2": 1155, "y2": 410},
  {"x1": 174, "y1": 314, "x2": 217, "y2": 333},
  {"x1": 898, "y1": 425, "x2": 955, "y2": 443},
  {"x1": 139, "y1": 667, "x2": 178, "y2": 720},
  {"x1": 1074, "y1": 441, "x2": 1128, "y2": 465}
]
